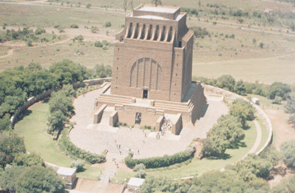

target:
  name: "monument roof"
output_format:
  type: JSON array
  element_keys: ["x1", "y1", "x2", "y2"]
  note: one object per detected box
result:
[
  {"x1": 138, "y1": 6, "x2": 177, "y2": 13},
  {"x1": 136, "y1": 15, "x2": 169, "y2": 20}
]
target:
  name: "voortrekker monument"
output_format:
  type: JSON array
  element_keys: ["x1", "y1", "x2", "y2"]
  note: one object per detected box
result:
[{"x1": 93, "y1": 4, "x2": 206, "y2": 134}]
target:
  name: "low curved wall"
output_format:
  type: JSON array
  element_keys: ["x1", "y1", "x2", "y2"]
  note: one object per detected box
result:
[
  {"x1": 203, "y1": 84, "x2": 273, "y2": 156},
  {"x1": 11, "y1": 77, "x2": 112, "y2": 127}
]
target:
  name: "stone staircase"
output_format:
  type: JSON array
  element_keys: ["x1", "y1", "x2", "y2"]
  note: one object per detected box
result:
[{"x1": 96, "y1": 94, "x2": 133, "y2": 107}]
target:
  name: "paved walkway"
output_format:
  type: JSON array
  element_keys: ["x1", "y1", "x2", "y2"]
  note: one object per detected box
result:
[
  {"x1": 247, "y1": 119, "x2": 262, "y2": 154},
  {"x1": 69, "y1": 88, "x2": 229, "y2": 159},
  {"x1": 69, "y1": 86, "x2": 263, "y2": 192}
]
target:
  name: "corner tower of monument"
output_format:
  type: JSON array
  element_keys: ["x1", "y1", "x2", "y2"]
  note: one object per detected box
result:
[{"x1": 111, "y1": 4, "x2": 193, "y2": 102}]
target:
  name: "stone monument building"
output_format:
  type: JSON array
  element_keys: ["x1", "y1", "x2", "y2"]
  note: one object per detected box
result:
[{"x1": 94, "y1": 4, "x2": 206, "y2": 134}]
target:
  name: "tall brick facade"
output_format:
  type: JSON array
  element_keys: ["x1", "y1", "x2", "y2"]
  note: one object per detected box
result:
[
  {"x1": 94, "y1": 4, "x2": 207, "y2": 133},
  {"x1": 111, "y1": 4, "x2": 193, "y2": 102}
]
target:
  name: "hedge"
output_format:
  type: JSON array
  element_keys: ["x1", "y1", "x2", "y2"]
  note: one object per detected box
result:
[
  {"x1": 58, "y1": 128, "x2": 105, "y2": 164},
  {"x1": 125, "y1": 146, "x2": 195, "y2": 169}
]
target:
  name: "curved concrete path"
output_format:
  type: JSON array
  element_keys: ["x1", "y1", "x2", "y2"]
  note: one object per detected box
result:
[{"x1": 249, "y1": 119, "x2": 262, "y2": 154}]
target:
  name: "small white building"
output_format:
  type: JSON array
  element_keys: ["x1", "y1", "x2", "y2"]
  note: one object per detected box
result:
[
  {"x1": 252, "y1": 98, "x2": 260, "y2": 105},
  {"x1": 57, "y1": 167, "x2": 77, "y2": 189},
  {"x1": 123, "y1": 177, "x2": 145, "y2": 193}
]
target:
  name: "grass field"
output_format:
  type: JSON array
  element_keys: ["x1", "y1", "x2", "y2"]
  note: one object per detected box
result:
[
  {"x1": 112, "y1": 119, "x2": 257, "y2": 181},
  {"x1": 14, "y1": 101, "x2": 73, "y2": 167},
  {"x1": 0, "y1": 3, "x2": 125, "y2": 30},
  {"x1": 0, "y1": 47, "x2": 9, "y2": 57},
  {"x1": 255, "y1": 116, "x2": 269, "y2": 154},
  {"x1": 0, "y1": 40, "x2": 114, "y2": 71},
  {"x1": 14, "y1": 101, "x2": 104, "y2": 179},
  {"x1": 76, "y1": 165, "x2": 104, "y2": 180},
  {"x1": 15, "y1": 100, "x2": 258, "y2": 181},
  {"x1": 1, "y1": 2, "x2": 295, "y2": 84}
]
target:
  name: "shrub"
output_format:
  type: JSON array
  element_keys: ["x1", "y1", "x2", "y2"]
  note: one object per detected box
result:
[
  {"x1": 125, "y1": 146, "x2": 195, "y2": 168},
  {"x1": 94, "y1": 41, "x2": 103, "y2": 47},
  {"x1": 2, "y1": 23, "x2": 7, "y2": 29},
  {"x1": 58, "y1": 128, "x2": 105, "y2": 164},
  {"x1": 35, "y1": 27, "x2": 46, "y2": 35},
  {"x1": 105, "y1": 21, "x2": 111, "y2": 27},
  {"x1": 70, "y1": 159, "x2": 85, "y2": 172},
  {"x1": 70, "y1": 24, "x2": 79, "y2": 28},
  {"x1": 27, "y1": 40, "x2": 33, "y2": 47},
  {"x1": 86, "y1": 3, "x2": 91, "y2": 8},
  {"x1": 133, "y1": 163, "x2": 146, "y2": 172},
  {"x1": 74, "y1": 35, "x2": 83, "y2": 42}
]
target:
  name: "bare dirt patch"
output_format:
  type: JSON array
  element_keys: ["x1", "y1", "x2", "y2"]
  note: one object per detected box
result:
[
  {"x1": 265, "y1": 108, "x2": 295, "y2": 150},
  {"x1": 268, "y1": 163, "x2": 295, "y2": 187}
]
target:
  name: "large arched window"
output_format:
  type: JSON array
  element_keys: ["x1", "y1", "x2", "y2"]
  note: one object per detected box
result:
[{"x1": 130, "y1": 58, "x2": 162, "y2": 90}]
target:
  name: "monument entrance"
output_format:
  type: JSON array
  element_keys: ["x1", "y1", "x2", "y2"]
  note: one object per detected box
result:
[{"x1": 143, "y1": 90, "x2": 148, "y2": 99}]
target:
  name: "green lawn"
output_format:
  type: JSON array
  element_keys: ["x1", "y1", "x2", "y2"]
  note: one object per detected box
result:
[
  {"x1": 14, "y1": 101, "x2": 105, "y2": 179},
  {"x1": 112, "y1": 119, "x2": 258, "y2": 181},
  {"x1": 76, "y1": 165, "x2": 104, "y2": 180},
  {"x1": 14, "y1": 101, "x2": 73, "y2": 167},
  {"x1": 255, "y1": 116, "x2": 269, "y2": 154}
]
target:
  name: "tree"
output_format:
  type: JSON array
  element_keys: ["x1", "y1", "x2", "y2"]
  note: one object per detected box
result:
[
  {"x1": 140, "y1": 176, "x2": 190, "y2": 193},
  {"x1": 95, "y1": 64, "x2": 106, "y2": 78},
  {"x1": 35, "y1": 27, "x2": 46, "y2": 35},
  {"x1": 48, "y1": 110, "x2": 68, "y2": 134},
  {"x1": 86, "y1": 3, "x2": 91, "y2": 8},
  {"x1": 234, "y1": 80, "x2": 246, "y2": 95},
  {"x1": 259, "y1": 42, "x2": 264, "y2": 48},
  {"x1": 94, "y1": 41, "x2": 103, "y2": 47},
  {"x1": 230, "y1": 98, "x2": 255, "y2": 127},
  {"x1": 105, "y1": 21, "x2": 111, "y2": 27},
  {"x1": 105, "y1": 65, "x2": 112, "y2": 77},
  {"x1": 269, "y1": 82, "x2": 291, "y2": 100},
  {"x1": 70, "y1": 24, "x2": 79, "y2": 28},
  {"x1": 123, "y1": 0, "x2": 127, "y2": 12},
  {"x1": 129, "y1": 0, "x2": 134, "y2": 10},
  {"x1": 49, "y1": 59, "x2": 88, "y2": 85},
  {"x1": 232, "y1": 154, "x2": 273, "y2": 181},
  {"x1": 216, "y1": 75, "x2": 235, "y2": 92},
  {"x1": 281, "y1": 140, "x2": 295, "y2": 169},
  {"x1": 151, "y1": 0, "x2": 162, "y2": 7},
  {"x1": 0, "y1": 131, "x2": 26, "y2": 168},
  {"x1": 189, "y1": 171, "x2": 247, "y2": 193},
  {"x1": 2, "y1": 23, "x2": 7, "y2": 29},
  {"x1": 16, "y1": 166, "x2": 65, "y2": 193},
  {"x1": 70, "y1": 159, "x2": 85, "y2": 172},
  {"x1": 273, "y1": 95, "x2": 282, "y2": 104},
  {"x1": 13, "y1": 152, "x2": 45, "y2": 167},
  {"x1": 0, "y1": 166, "x2": 26, "y2": 192},
  {"x1": 202, "y1": 114, "x2": 245, "y2": 158},
  {"x1": 49, "y1": 91, "x2": 73, "y2": 116},
  {"x1": 285, "y1": 92, "x2": 295, "y2": 124},
  {"x1": 0, "y1": 114, "x2": 11, "y2": 131}
]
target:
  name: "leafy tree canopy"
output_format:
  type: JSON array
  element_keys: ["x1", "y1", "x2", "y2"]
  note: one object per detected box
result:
[
  {"x1": 16, "y1": 166, "x2": 65, "y2": 193},
  {"x1": 0, "y1": 166, "x2": 26, "y2": 192},
  {"x1": 269, "y1": 82, "x2": 291, "y2": 100},
  {"x1": 281, "y1": 140, "x2": 295, "y2": 169},
  {"x1": 13, "y1": 152, "x2": 45, "y2": 167},
  {"x1": 0, "y1": 131, "x2": 26, "y2": 168},
  {"x1": 216, "y1": 75, "x2": 235, "y2": 92},
  {"x1": 49, "y1": 59, "x2": 88, "y2": 85}
]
